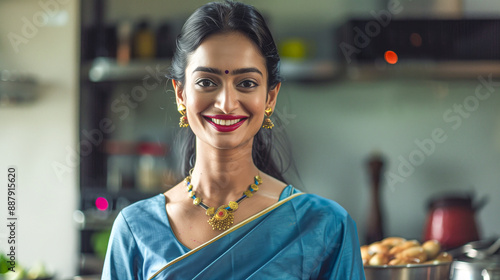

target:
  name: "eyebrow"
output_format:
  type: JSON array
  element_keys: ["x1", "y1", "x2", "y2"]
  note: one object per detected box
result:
[
  {"x1": 192, "y1": 66, "x2": 263, "y2": 77},
  {"x1": 192, "y1": 66, "x2": 222, "y2": 75}
]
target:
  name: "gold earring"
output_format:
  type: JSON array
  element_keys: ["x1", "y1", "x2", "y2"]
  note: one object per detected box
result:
[
  {"x1": 178, "y1": 104, "x2": 189, "y2": 127},
  {"x1": 262, "y1": 107, "x2": 274, "y2": 129}
]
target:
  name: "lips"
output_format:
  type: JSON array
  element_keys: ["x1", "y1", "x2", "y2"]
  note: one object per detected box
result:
[{"x1": 203, "y1": 115, "x2": 248, "y2": 132}]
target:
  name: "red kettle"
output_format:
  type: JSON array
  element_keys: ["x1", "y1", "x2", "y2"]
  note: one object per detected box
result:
[{"x1": 423, "y1": 193, "x2": 487, "y2": 250}]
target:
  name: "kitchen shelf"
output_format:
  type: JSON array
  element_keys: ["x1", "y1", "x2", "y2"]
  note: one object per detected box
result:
[
  {"x1": 83, "y1": 57, "x2": 172, "y2": 82},
  {"x1": 84, "y1": 57, "x2": 341, "y2": 83},
  {"x1": 280, "y1": 59, "x2": 341, "y2": 82},
  {"x1": 0, "y1": 72, "x2": 39, "y2": 106}
]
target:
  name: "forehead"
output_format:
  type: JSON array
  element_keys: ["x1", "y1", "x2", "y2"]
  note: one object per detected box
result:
[{"x1": 186, "y1": 32, "x2": 266, "y2": 74}]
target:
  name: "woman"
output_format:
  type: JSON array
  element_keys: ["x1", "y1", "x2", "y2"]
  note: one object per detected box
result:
[{"x1": 103, "y1": 1, "x2": 365, "y2": 279}]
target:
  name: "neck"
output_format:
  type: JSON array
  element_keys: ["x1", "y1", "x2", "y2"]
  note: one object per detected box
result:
[{"x1": 188, "y1": 138, "x2": 259, "y2": 206}]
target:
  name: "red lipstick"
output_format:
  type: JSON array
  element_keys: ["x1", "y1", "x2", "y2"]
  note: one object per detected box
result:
[{"x1": 203, "y1": 115, "x2": 248, "y2": 132}]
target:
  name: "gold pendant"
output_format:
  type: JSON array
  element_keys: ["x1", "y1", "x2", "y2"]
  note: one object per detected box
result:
[
  {"x1": 208, "y1": 205, "x2": 234, "y2": 231},
  {"x1": 262, "y1": 117, "x2": 274, "y2": 129},
  {"x1": 179, "y1": 116, "x2": 189, "y2": 127}
]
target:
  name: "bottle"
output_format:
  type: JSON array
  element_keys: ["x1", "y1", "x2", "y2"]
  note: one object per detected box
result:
[
  {"x1": 133, "y1": 19, "x2": 156, "y2": 59},
  {"x1": 105, "y1": 141, "x2": 136, "y2": 192},
  {"x1": 156, "y1": 22, "x2": 174, "y2": 58},
  {"x1": 135, "y1": 142, "x2": 167, "y2": 192},
  {"x1": 116, "y1": 20, "x2": 132, "y2": 65}
]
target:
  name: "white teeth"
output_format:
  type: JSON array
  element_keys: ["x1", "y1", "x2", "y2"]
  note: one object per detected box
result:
[{"x1": 211, "y1": 118, "x2": 241, "y2": 126}]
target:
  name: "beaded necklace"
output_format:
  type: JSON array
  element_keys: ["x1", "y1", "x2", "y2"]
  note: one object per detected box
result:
[{"x1": 185, "y1": 171, "x2": 262, "y2": 231}]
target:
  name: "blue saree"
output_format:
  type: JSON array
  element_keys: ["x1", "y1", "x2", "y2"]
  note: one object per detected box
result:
[{"x1": 102, "y1": 186, "x2": 365, "y2": 279}]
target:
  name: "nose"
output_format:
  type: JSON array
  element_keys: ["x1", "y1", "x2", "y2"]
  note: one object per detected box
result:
[{"x1": 214, "y1": 85, "x2": 239, "y2": 114}]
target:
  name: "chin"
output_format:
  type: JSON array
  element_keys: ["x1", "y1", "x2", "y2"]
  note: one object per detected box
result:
[{"x1": 206, "y1": 136, "x2": 254, "y2": 151}]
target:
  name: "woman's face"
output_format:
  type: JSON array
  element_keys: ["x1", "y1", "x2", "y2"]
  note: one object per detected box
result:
[{"x1": 174, "y1": 32, "x2": 280, "y2": 150}]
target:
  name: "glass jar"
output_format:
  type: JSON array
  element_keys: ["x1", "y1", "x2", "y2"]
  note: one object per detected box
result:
[{"x1": 135, "y1": 142, "x2": 167, "y2": 192}]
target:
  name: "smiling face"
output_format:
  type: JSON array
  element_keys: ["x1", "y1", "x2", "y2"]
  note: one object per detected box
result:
[{"x1": 174, "y1": 32, "x2": 280, "y2": 150}]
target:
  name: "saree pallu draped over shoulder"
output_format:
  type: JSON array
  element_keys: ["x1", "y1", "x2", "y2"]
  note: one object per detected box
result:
[{"x1": 102, "y1": 186, "x2": 366, "y2": 280}]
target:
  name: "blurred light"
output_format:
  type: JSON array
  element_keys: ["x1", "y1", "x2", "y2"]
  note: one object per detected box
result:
[
  {"x1": 279, "y1": 38, "x2": 307, "y2": 60},
  {"x1": 89, "y1": 65, "x2": 104, "y2": 82},
  {"x1": 410, "y1": 33, "x2": 422, "y2": 47},
  {"x1": 46, "y1": 11, "x2": 68, "y2": 26},
  {"x1": 73, "y1": 210, "x2": 85, "y2": 225},
  {"x1": 384, "y1": 50, "x2": 398, "y2": 64},
  {"x1": 95, "y1": 197, "x2": 109, "y2": 211}
]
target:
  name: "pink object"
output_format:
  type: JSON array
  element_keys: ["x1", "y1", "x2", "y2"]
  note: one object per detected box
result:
[{"x1": 96, "y1": 197, "x2": 109, "y2": 211}]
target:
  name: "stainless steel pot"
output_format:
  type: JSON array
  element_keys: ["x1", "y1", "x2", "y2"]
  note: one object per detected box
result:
[
  {"x1": 451, "y1": 256, "x2": 500, "y2": 280},
  {"x1": 364, "y1": 262, "x2": 451, "y2": 280},
  {"x1": 449, "y1": 238, "x2": 500, "y2": 280}
]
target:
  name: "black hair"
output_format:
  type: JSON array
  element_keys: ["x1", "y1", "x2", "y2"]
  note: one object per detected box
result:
[
  {"x1": 170, "y1": 1, "x2": 299, "y2": 186},
  {"x1": 169, "y1": 0, "x2": 281, "y2": 91}
]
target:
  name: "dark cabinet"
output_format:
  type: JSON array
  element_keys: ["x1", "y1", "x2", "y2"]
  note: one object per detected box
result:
[{"x1": 78, "y1": 0, "x2": 180, "y2": 274}]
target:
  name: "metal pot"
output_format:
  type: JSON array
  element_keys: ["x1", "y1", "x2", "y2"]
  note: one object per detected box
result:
[
  {"x1": 451, "y1": 256, "x2": 500, "y2": 280},
  {"x1": 364, "y1": 262, "x2": 451, "y2": 280},
  {"x1": 449, "y1": 238, "x2": 500, "y2": 280}
]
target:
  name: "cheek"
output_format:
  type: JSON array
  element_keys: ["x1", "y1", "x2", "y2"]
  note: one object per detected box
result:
[
  {"x1": 185, "y1": 91, "x2": 206, "y2": 119},
  {"x1": 184, "y1": 82, "x2": 210, "y2": 107},
  {"x1": 246, "y1": 91, "x2": 267, "y2": 110}
]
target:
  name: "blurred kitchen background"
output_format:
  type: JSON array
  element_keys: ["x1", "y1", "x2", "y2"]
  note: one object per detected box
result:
[{"x1": 1, "y1": 0, "x2": 499, "y2": 278}]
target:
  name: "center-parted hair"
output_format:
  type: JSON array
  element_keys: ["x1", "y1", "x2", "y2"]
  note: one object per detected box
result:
[
  {"x1": 169, "y1": 0, "x2": 281, "y2": 91},
  {"x1": 169, "y1": 1, "x2": 299, "y2": 186}
]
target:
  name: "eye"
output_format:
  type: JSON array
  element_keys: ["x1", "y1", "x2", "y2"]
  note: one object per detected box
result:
[
  {"x1": 195, "y1": 79, "x2": 217, "y2": 88},
  {"x1": 238, "y1": 80, "x2": 258, "y2": 88}
]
